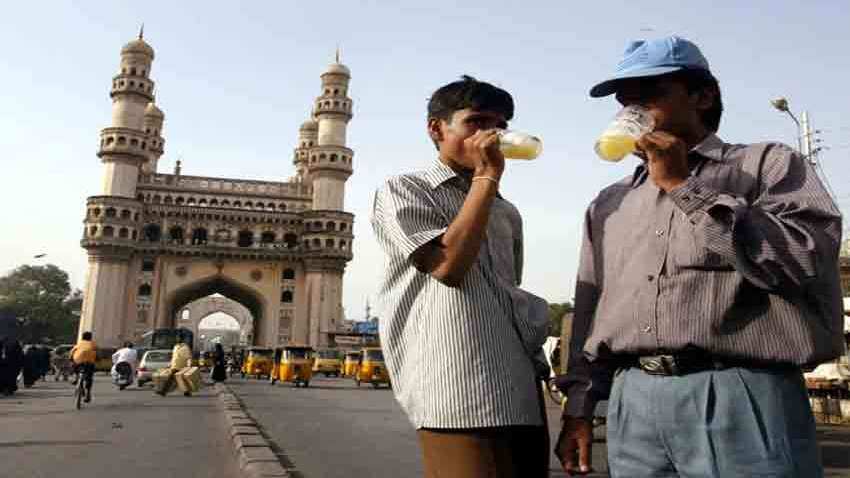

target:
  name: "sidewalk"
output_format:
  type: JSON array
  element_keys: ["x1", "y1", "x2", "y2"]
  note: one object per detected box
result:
[{"x1": 0, "y1": 376, "x2": 240, "y2": 478}]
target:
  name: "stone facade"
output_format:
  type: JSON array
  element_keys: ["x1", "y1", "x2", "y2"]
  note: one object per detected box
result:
[{"x1": 78, "y1": 32, "x2": 354, "y2": 348}]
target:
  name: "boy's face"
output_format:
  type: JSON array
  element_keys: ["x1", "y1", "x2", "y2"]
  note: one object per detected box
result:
[{"x1": 428, "y1": 108, "x2": 508, "y2": 170}]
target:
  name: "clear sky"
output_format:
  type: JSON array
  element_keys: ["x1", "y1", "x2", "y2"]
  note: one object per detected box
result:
[{"x1": 1, "y1": 1, "x2": 848, "y2": 321}]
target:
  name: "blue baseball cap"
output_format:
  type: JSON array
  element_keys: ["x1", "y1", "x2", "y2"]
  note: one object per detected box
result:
[{"x1": 590, "y1": 36, "x2": 711, "y2": 98}]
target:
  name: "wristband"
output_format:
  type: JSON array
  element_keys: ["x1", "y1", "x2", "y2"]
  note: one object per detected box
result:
[{"x1": 471, "y1": 176, "x2": 500, "y2": 186}]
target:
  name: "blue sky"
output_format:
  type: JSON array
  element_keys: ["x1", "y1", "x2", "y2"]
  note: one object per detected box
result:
[{"x1": 1, "y1": 1, "x2": 848, "y2": 320}]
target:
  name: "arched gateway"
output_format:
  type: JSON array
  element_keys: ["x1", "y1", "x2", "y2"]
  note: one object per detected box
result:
[{"x1": 77, "y1": 33, "x2": 354, "y2": 348}]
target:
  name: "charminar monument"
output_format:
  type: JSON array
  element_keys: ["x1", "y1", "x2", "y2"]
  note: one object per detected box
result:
[{"x1": 78, "y1": 30, "x2": 355, "y2": 348}]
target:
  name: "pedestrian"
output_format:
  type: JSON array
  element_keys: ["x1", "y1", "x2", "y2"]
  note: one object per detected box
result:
[
  {"x1": 211, "y1": 343, "x2": 227, "y2": 383},
  {"x1": 37, "y1": 345, "x2": 50, "y2": 380},
  {"x1": 372, "y1": 75, "x2": 550, "y2": 478},
  {"x1": 157, "y1": 337, "x2": 192, "y2": 397},
  {"x1": 556, "y1": 36, "x2": 844, "y2": 477},
  {"x1": 21, "y1": 345, "x2": 39, "y2": 388},
  {"x1": 0, "y1": 337, "x2": 24, "y2": 396}
]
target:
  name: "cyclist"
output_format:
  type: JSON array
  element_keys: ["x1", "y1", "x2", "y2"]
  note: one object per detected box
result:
[{"x1": 70, "y1": 332, "x2": 97, "y2": 403}]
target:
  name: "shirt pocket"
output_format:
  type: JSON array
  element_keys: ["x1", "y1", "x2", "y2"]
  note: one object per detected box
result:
[{"x1": 668, "y1": 212, "x2": 733, "y2": 271}]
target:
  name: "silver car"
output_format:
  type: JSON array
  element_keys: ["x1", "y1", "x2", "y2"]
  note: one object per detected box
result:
[{"x1": 137, "y1": 349, "x2": 172, "y2": 386}]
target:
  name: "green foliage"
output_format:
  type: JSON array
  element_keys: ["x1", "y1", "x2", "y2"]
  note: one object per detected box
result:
[
  {"x1": 0, "y1": 264, "x2": 81, "y2": 344},
  {"x1": 548, "y1": 301, "x2": 574, "y2": 337}
]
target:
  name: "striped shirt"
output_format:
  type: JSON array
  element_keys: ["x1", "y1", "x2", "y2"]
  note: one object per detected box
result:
[
  {"x1": 371, "y1": 159, "x2": 549, "y2": 429},
  {"x1": 562, "y1": 134, "x2": 846, "y2": 418}
]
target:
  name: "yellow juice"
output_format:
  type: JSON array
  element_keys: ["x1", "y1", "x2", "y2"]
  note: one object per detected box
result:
[
  {"x1": 594, "y1": 134, "x2": 636, "y2": 162},
  {"x1": 499, "y1": 142, "x2": 541, "y2": 160}
]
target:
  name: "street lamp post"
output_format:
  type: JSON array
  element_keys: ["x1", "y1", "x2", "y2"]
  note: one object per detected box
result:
[{"x1": 770, "y1": 97, "x2": 803, "y2": 155}]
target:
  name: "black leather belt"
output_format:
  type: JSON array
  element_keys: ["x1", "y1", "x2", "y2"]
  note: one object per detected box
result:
[{"x1": 620, "y1": 353, "x2": 796, "y2": 377}]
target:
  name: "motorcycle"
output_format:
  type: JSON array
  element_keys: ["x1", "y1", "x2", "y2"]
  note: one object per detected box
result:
[{"x1": 113, "y1": 362, "x2": 133, "y2": 390}]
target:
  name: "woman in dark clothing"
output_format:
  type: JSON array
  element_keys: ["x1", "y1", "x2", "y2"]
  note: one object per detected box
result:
[
  {"x1": 211, "y1": 343, "x2": 227, "y2": 383},
  {"x1": 0, "y1": 338, "x2": 24, "y2": 395},
  {"x1": 22, "y1": 345, "x2": 39, "y2": 388}
]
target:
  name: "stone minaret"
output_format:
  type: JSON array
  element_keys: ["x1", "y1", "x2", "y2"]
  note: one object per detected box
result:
[
  {"x1": 79, "y1": 30, "x2": 157, "y2": 346},
  {"x1": 141, "y1": 102, "x2": 165, "y2": 174},
  {"x1": 301, "y1": 53, "x2": 354, "y2": 347}
]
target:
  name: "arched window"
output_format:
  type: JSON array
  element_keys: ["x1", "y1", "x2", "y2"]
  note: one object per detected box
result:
[
  {"x1": 152, "y1": 195, "x2": 161, "y2": 204},
  {"x1": 103, "y1": 226, "x2": 115, "y2": 237},
  {"x1": 237, "y1": 230, "x2": 254, "y2": 247},
  {"x1": 105, "y1": 208, "x2": 117, "y2": 218},
  {"x1": 339, "y1": 240, "x2": 347, "y2": 249},
  {"x1": 89, "y1": 226, "x2": 98, "y2": 236},
  {"x1": 164, "y1": 196, "x2": 173, "y2": 205},
  {"x1": 142, "y1": 259, "x2": 155, "y2": 272},
  {"x1": 221, "y1": 200, "x2": 230, "y2": 206},
  {"x1": 138, "y1": 284, "x2": 152, "y2": 297},
  {"x1": 176, "y1": 197, "x2": 185, "y2": 205},
  {"x1": 313, "y1": 221, "x2": 322, "y2": 230},
  {"x1": 283, "y1": 233, "x2": 298, "y2": 249},
  {"x1": 282, "y1": 268, "x2": 296, "y2": 280},
  {"x1": 312, "y1": 238, "x2": 321, "y2": 247},
  {"x1": 326, "y1": 221, "x2": 336, "y2": 231},
  {"x1": 143, "y1": 224, "x2": 161, "y2": 242},
  {"x1": 260, "y1": 231, "x2": 276, "y2": 244},
  {"x1": 93, "y1": 207, "x2": 102, "y2": 217},
  {"x1": 130, "y1": 138, "x2": 139, "y2": 146},
  {"x1": 325, "y1": 238, "x2": 334, "y2": 248},
  {"x1": 187, "y1": 197, "x2": 196, "y2": 205},
  {"x1": 339, "y1": 223, "x2": 347, "y2": 231},
  {"x1": 119, "y1": 228, "x2": 129, "y2": 239},
  {"x1": 245, "y1": 201, "x2": 253, "y2": 209},
  {"x1": 132, "y1": 230, "x2": 138, "y2": 240},
  {"x1": 330, "y1": 154, "x2": 337, "y2": 162},
  {"x1": 210, "y1": 199, "x2": 219, "y2": 206},
  {"x1": 281, "y1": 290, "x2": 293, "y2": 303},
  {"x1": 192, "y1": 228, "x2": 208, "y2": 245},
  {"x1": 233, "y1": 201, "x2": 242, "y2": 208},
  {"x1": 256, "y1": 202, "x2": 265, "y2": 210},
  {"x1": 168, "y1": 226, "x2": 184, "y2": 243},
  {"x1": 130, "y1": 67, "x2": 137, "y2": 75}
]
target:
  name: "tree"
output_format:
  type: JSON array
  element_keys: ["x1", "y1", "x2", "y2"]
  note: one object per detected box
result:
[
  {"x1": 0, "y1": 264, "x2": 80, "y2": 344},
  {"x1": 547, "y1": 301, "x2": 574, "y2": 337}
]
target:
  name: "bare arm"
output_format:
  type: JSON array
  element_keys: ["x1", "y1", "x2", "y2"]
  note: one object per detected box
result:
[{"x1": 413, "y1": 129, "x2": 505, "y2": 287}]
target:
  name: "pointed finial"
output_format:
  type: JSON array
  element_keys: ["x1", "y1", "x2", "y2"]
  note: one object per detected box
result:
[
  {"x1": 138, "y1": 23, "x2": 144, "y2": 40},
  {"x1": 335, "y1": 45, "x2": 340, "y2": 64}
]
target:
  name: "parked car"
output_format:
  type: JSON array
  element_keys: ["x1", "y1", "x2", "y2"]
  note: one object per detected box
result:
[{"x1": 137, "y1": 349, "x2": 173, "y2": 387}]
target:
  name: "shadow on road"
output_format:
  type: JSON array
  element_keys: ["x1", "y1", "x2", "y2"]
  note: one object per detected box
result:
[{"x1": 0, "y1": 440, "x2": 108, "y2": 448}]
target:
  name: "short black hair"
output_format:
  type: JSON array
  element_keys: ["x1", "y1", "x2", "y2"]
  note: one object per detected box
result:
[
  {"x1": 427, "y1": 75, "x2": 514, "y2": 123},
  {"x1": 666, "y1": 69, "x2": 723, "y2": 132},
  {"x1": 124, "y1": 341, "x2": 133, "y2": 348},
  {"x1": 82, "y1": 331, "x2": 92, "y2": 340}
]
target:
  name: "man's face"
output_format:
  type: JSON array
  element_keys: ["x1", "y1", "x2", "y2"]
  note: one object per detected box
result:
[
  {"x1": 428, "y1": 108, "x2": 508, "y2": 170},
  {"x1": 614, "y1": 76, "x2": 707, "y2": 139}
]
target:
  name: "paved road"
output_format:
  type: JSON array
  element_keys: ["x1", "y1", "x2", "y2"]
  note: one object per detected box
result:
[
  {"x1": 234, "y1": 375, "x2": 850, "y2": 478},
  {"x1": 0, "y1": 374, "x2": 240, "y2": 478},
  {"x1": 231, "y1": 375, "x2": 608, "y2": 477}
]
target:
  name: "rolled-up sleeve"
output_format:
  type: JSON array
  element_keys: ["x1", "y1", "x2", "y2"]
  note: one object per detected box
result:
[
  {"x1": 668, "y1": 144, "x2": 842, "y2": 294},
  {"x1": 371, "y1": 176, "x2": 449, "y2": 262}
]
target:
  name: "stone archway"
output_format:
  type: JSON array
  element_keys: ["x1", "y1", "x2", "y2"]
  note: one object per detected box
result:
[
  {"x1": 164, "y1": 275, "x2": 266, "y2": 345},
  {"x1": 178, "y1": 295, "x2": 255, "y2": 345}
]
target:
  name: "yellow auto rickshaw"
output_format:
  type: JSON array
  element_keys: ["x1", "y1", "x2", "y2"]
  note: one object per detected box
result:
[
  {"x1": 241, "y1": 347, "x2": 274, "y2": 379},
  {"x1": 312, "y1": 348, "x2": 342, "y2": 377},
  {"x1": 277, "y1": 345, "x2": 314, "y2": 387},
  {"x1": 95, "y1": 347, "x2": 118, "y2": 373},
  {"x1": 342, "y1": 351, "x2": 361, "y2": 378},
  {"x1": 355, "y1": 347, "x2": 390, "y2": 388}
]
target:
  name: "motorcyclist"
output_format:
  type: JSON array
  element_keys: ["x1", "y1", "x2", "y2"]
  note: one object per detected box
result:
[
  {"x1": 111, "y1": 341, "x2": 138, "y2": 385},
  {"x1": 69, "y1": 332, "x2": 97, "y2": 403}
]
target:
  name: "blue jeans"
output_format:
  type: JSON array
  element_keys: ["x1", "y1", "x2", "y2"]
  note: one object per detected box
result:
[{"x1": 607, "y1": 366, "x2": 822, "y2": 477}]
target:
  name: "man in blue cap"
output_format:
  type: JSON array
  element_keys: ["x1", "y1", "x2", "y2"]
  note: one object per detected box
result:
[{"x1": 556, "y1": 36, "x2": 843, "y2": 476}]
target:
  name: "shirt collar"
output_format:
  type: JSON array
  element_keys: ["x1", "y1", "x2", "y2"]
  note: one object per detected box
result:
[
  {"x1": 422, "y1": 157, "x2": 462, "y2": 190},
  {"x1": 631, "y1": 133, "x2": 726, "y2": 188}
]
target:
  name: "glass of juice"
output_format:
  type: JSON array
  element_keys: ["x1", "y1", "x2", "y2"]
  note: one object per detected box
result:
[
  {"x1": 594, "y1": 105, "x2": 655, "y2": 162},
  {"x1": 499, "y1": 130, "x2": 543, "y2": 160}
]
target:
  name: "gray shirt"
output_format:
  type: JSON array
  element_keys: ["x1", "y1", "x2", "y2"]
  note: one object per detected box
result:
[
  {"x1": 371, "y1": 159, "x2": 549, "y2": 428},
  {"x1": 563, "y1": 134, "x2": 845, "y2": 418}
]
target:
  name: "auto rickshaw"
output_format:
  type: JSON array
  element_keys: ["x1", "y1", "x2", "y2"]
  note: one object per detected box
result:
[
  {"x1": 342, "y1": 351, "x2": 361, "y2": 378},
  {"x1": 312, "y1": 348, "x2": 342, "y2": 377},
  {"x1": 355, "y1": 347, "x2": 390, "y2": 388},
  {"x1": 277, "y1": 345, "x2": 314, "y2": 387},
  {"x1": 95, "y1": 347, "x2": 118, "y2": 374},
  {"x1": 241, "y1": 347, "x2": 274, "y2": 379}
]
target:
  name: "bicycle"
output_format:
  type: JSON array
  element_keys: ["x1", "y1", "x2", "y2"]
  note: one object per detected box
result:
[{"x1": 72, "y1": 365, "x2": 93, "y2": 410}]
